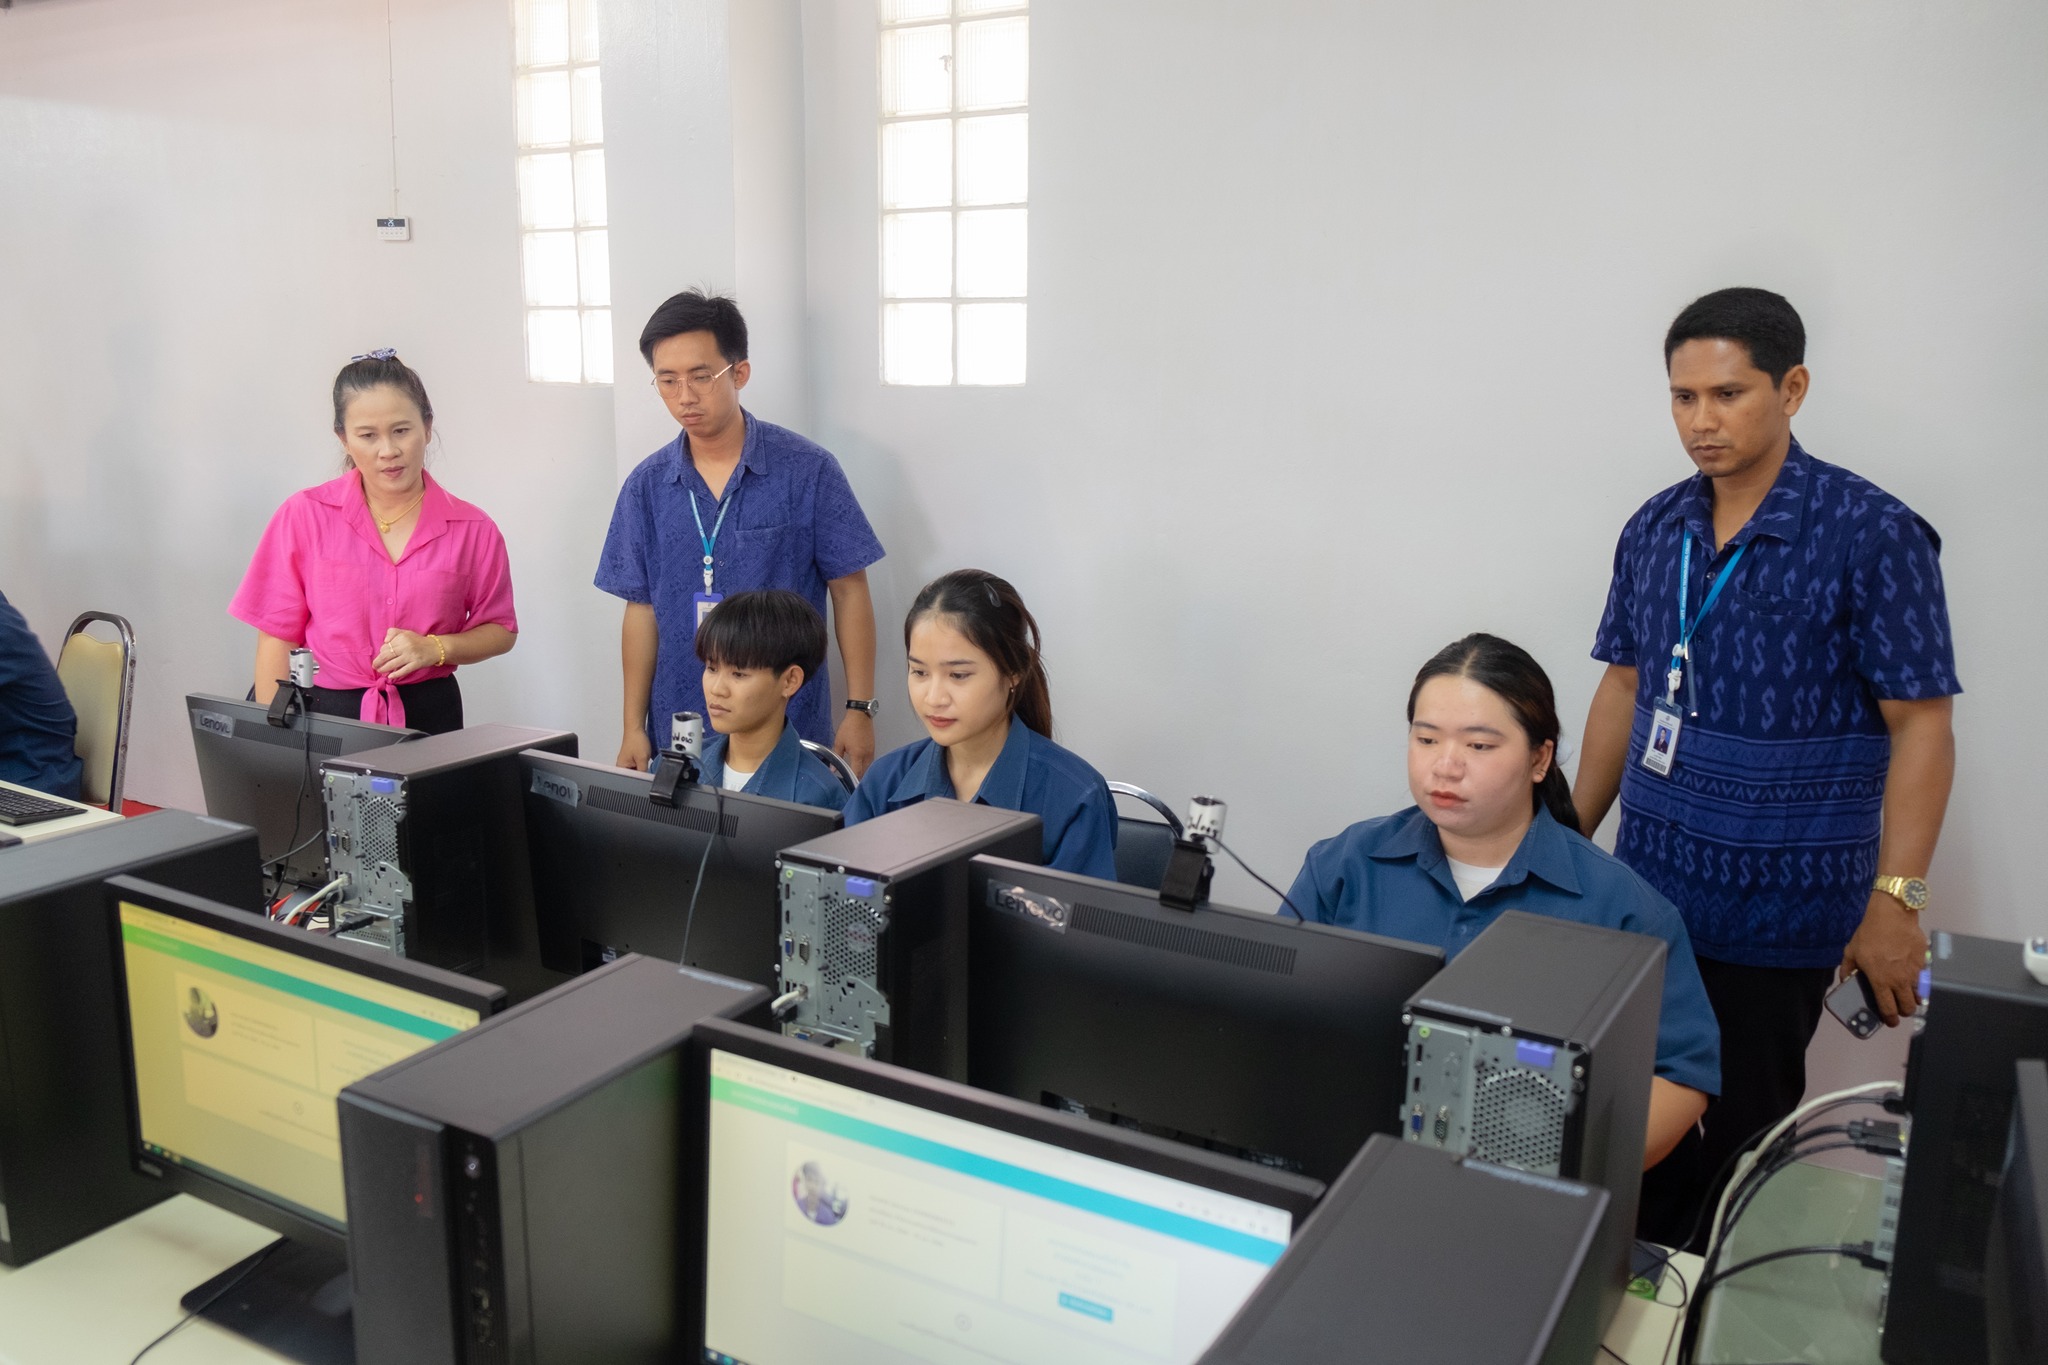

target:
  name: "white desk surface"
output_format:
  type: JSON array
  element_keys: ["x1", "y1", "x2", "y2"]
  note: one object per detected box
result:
[
  {"x1": 0, "y1": 1195, "x2": 1694, "y2": 1364},
  {"x1": 0, "y1": 778, "x2": 122, "y2": 844}
]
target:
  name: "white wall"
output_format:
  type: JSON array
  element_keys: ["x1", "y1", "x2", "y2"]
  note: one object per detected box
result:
[
  {"x1": 800, "y1": 0, "x2": 2048, "y2": 939},
  {"x1": 4, "y1": 0, "x2": 2043, "y2": 952}
]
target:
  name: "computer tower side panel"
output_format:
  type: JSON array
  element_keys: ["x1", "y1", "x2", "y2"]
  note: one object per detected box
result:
[{"x1": 337, "y1": 1094, "x2": 463, "y2": 1365}]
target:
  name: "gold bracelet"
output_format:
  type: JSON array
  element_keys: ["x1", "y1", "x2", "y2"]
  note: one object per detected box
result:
[{"x1": 429, "y1": 634, "x2": 447, "y2": 667}]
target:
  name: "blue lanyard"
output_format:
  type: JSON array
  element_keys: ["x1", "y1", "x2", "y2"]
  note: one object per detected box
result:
[
  {"x1": 689, "y1": 486, "x2": 736, "y2": 593},
  {"x1": 1668, "y1": 535, "x2": 1746, "y2": 705}
]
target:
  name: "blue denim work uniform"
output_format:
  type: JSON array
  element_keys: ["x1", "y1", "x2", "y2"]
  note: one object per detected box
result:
[
  {"x1": 0, "y1": 591, "x2": 82, "y2": 800},
  {"x1": 844, "y1": 715, "x2": 1119, "y2": 881},
  {"x1": 595, "y1": 412, "x2": 885, "y2": 753},
  {"x1": 1289, "y1": 806, "x2": 1721, "y2": 1096},
  {"x1": 1593, "y1": 439, "x2": 1960, "y2": 968},
  {"x1": 701, "y1": 722, "x2": 850, "y2": 814}
]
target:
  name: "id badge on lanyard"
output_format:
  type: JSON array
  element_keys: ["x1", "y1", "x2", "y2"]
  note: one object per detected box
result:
[
  {"x1": 689, "y1": 486, "x2": 735, "y2": 629},
  {"x1": 1642, "y1": 536, "x2": 1745, "y2": 778}
]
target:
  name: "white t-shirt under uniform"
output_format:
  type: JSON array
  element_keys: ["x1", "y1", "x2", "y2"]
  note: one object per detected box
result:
[
  {"x1": 1446, "y1": 858, "x2": 1504, "y2": 903},
  {"x1": 720, "y1": 763, "x2": 755, "y2": 792}
]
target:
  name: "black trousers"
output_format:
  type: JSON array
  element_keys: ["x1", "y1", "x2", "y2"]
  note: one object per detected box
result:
[
  {"x1": 1637, "y1": 956, "x2": 1835, "y2": 1249},
  {"x1": 309, "y1": 675, "x2": 464, "y2": 736}
]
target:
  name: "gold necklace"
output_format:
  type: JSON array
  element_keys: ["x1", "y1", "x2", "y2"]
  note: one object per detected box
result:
[{"x1": 372, "y1": 487, "x2": 426, "y2": 535}]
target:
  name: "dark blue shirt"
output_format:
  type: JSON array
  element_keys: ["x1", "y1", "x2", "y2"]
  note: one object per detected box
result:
[
  {"x1": 1289, "y1": 806, "x2": 1721, "y2": 1096},
  {"x1": 702, "y1": 721, "x2": 850, "y2": 813},
  {"x1": 595, "y1": 412, "x2": 885, "y2": 753},
  {"x1": 0, "y1": 591, "x2": 82, "y2": 800},
  {"x1": 1593, "y1": 439, "x2": 1961, "y2": 968},
  {"x1": 844, "y1": 715, "x2": 1119, "y2": 881}
]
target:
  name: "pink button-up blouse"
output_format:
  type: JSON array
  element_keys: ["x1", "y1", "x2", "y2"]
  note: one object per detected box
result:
[{"x1": 229, "y1": 471, "x2": 518, "y2": 728}]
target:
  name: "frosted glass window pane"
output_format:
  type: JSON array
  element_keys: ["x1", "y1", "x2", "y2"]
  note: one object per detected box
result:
[
  {"x1": 523, "y1": 231, "x2": 579, "y2": 306},
  {"x1": 957, "y1": 113, "x2": 1026, "y2": 205},
  {"x1": 879, "y1": 0, "x2": 949, "y2": 22},
  {"x1": 582, "y1": 309, "x2": 613, "y2": 384},
  {"x1": 881, "y1": 119, "x2": 952, "y2": 209},
  {"x1": 528, "y1": 310, "x2": 582, "y2": 383},
  {"x1": 882, "y1": 213, "x2": 952, "y2": 298},
  {"x1": 570, "y1": 0, "x2": 600, "y2": 62},
  {"x1": 960, "y1": 0, "x2": 1027, "y2": 13},
  {"x1": 881, "y1": 24, "x2": 952, "y2": 117},
  {"x1": 957, "y1": 17, "x2": 1028, "y2": 110},
  {"x1": 571, "y1": 67, "x2": 604, "y2": 143},
  {"x1": 577, "y1": 230, "x2": 610, "y2": 306},
  {"x1": 883, "y1": 303, "x2": 952, "y2": 385},
  {"x1": 521, "y1": 0, "x2": 569, "y2": 67},
  {"x1": 519, "y1": 71, "x2": 571, "y2": 147},
  {"x1": 574, "y1": 150, "x2": 608, "y2": 226},
  {"x1": 519, "y1": 153, "x2": 574, "y2": 229},
  {"x1": 957, "y1": 302, "x2": 1025, "y2": 385},
  {"x1": 956, "y1": 208, "x2": 1026, "y2": 297}
]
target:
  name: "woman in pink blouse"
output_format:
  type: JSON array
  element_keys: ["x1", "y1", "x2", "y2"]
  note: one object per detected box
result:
[{"x1": 230, "y1": 351, "x2": 517, "y2": 734}]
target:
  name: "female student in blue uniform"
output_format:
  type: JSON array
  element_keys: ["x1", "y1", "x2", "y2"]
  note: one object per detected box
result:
[
  {"x1": 694, "y1": 591, "x2": 850, "y2": 812},
  {"x1": 844, "y1": 570, "x2": 1117, "y2": 880},
  {"x1": 1288, "y1": 633, "x2": 1720, "y2": 1170}
]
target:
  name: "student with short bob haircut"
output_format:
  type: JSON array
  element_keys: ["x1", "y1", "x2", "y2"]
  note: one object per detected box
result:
[
  {"x1": 844, "y1": 570, "x2": 1117, "y2": 880},
  {"x1": 693, "y1": 590, "x2": 850, "y2": 812}
]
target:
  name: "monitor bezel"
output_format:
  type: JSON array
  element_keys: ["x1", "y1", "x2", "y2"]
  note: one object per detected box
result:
[
  {"x1": 102, "y1": 873, "x2": 506, "y2": 1252},
  {"x1": 681, "y1": 1015, "x2": 1327, "y2": 1357}
]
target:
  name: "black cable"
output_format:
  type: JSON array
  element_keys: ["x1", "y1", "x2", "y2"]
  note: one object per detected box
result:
[
  {"x1": 1701, "y1": 1241, "x2": 1883, "y2": 1293},
  {"x1": 128, "y1": 1241, "x2": 279, "y2": 1364},
  {"x1": 1211, "y1": 835, "x2": 1304, "y2": 921},
  {"x1": 267, "y1": 700, "x2": 317, "y2": 902},
  {"x1": 675, "y1": 783, "x2": 724, "y2": 968}
]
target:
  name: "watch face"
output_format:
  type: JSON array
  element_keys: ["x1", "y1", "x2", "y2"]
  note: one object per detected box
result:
[{"x1": 1902, "y1": 878, "x2": 1930, "y2": 911}]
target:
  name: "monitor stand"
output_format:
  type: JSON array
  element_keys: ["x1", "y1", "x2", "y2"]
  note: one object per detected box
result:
[{"x1": 183, "y1": 1237, "x2": 354, "y2": 1365}]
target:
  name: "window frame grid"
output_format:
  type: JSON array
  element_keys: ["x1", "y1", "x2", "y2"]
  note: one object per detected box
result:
[
  {"x1": 879, "y1": 0, "x2": 1029, "y2": 387},
  {"x1": 514, "y1": 1, "x2": 612, "y2": 386}
]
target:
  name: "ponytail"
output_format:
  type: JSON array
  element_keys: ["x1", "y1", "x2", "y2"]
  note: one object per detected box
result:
[
  {"x1": 1408, "y1": 633, "x2": 1583, "y2": 835},
  {"x1": 906, "y1": 570, "x2": 1055, "y2": 738}
]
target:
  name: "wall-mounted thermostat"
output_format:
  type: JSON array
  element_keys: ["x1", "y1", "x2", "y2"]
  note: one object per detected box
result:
[{"x1": 376, "y1": 217, "x2": 411, "y2": 242}]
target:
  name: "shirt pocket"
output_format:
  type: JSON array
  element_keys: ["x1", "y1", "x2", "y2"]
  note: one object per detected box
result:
[
  {"x1": 404, "y1": 568, "x2": 471, "y2": 632},
  {"x1": 720, "y1": 522, "x2": 806, "y2": 590},
  {"x1": 1735, "y1": 588, "x2": 1819, "y2": 620}
]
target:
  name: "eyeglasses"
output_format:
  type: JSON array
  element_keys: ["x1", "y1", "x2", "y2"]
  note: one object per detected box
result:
[{"x1": 651, "y1": 362, "x2": 736, "y2": 396}]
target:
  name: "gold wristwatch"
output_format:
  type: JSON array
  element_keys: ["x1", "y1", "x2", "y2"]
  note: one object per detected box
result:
[{"x1": 1873, "y1": 875, "x2": 1931, "y2": 913}]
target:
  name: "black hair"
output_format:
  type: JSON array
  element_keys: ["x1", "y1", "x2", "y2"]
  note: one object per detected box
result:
[
  {"x1": 906, "y1": 570, "x2": 1053, "y2": 739},
  {"x1": 639, "y1": 290, "x2": 749, "y2": 367},
  {"x1": 1663, "y1": 287, "x2": 1806, "y2": 385},
  {"x1": 693, "y1": 589, "x2": 827, "y2": 687},
  {"x1": 1407, "y1": 633, "x2": 1580, "y2": 833},
  {"x1": 332, "y1": 352, "x2": 434, "y2": 434}
]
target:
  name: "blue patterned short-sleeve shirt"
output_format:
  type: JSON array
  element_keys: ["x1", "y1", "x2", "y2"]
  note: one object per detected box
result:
[{"x1": 1592, "y1": 439, "x2": 1960, "y2": 968}]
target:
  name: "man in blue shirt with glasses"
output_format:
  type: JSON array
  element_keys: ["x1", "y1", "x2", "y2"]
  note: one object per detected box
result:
[{"x1": 1573, "y1": 288, "x2": 1959, "y2": 1244}]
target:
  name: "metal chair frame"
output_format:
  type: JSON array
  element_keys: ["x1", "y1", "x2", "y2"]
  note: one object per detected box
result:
[
  {"x1": 58, "y1": 611, "x2": 137, "y2": 811},
  {"x1": 800, "y1": 739, "x2": 859, "y2": 794},
  {"x1": 1107, "y1": 781, "x2": 1182, "y2": 837}
]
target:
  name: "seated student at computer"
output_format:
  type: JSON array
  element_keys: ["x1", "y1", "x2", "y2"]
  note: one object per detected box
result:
[
  {"x1": 844, "y1": 570, "x2": 1117, "y2": 880},
  {"x1": 229, "y1": 351, "x2": 518, "y2": 734},
  {"x1": 1288, "y1": 633, "x2": 1719, "y2": 1170},
  {"x1": 694, "y1": 590, "x2": 850, "y2": 812},
  {"x1": 0, "y1": 588, "x2": 82, "y2": 799}
]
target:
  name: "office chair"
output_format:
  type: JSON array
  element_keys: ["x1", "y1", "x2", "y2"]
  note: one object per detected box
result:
[
  {"x1": 56, "y1": 612, "x2": 137, "y2": 811},
  {"x1": 1108, "y1": 781, "x2": 1182, "y2": 890},
  {"x1": 801, "y1": 739, "x2": 858, "y2": 794}
]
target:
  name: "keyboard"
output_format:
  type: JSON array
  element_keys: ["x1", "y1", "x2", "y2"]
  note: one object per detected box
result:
[{"x1": 0, "y1": 787, "x2": 84, "y2": 826}]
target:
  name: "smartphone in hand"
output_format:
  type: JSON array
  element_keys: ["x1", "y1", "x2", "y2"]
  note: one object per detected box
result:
[{"x1": 1825, "y1": 971, "x2": 1885, "y2": 1039}]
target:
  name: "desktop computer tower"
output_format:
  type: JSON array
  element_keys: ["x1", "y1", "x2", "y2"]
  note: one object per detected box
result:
[
  {"x1": 0, "y1": 810, "x2": 262, "y2": 1265},
  {"x1": 774, "y1": 799, "x2": 1040, "y2": 1079},
  {"x1": 1882, "y1": 931, "x2": 2048, "y2": 1365},
  {"x1": 322, "y1": 724, "x2": 575, "y2": 993},
  {"x1": 1198, "y1": 1135, "x2": 1609, "y2": 1365},
  {"x1": 1399, "y1": 910, "x2": 1663, "y2": 1340},
  {"x1": 338, "y1": 954, "x2": 769, "y2": 1365}
]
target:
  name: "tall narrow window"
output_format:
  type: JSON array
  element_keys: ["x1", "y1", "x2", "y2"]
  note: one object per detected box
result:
[
  {"x1": 514, "y1": 0, "x2": 612, "y2": 384},
  {"x1": 879, "y1": 0, "x2": 1028, "y2": 386}
]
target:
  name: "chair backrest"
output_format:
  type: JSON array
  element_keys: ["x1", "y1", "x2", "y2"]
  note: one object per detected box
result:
[
  {"x1": 799, "y1": 739, "x2": 858, "y2": 794},
  {"x1": 1108, "y1": 782, "x2": 1182, "y2": 891},
  {"x1": 55, "y1": 613, "x2": 136, "y2": 810}
]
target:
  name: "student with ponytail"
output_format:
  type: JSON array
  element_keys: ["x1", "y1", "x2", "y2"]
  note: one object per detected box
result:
[
  {"x1": 843, "y1": 570, "x2": 1117, "y2": 880},
  {"x1": 1287, "y1": 633, "x2": 1719, "y2": 1172}
]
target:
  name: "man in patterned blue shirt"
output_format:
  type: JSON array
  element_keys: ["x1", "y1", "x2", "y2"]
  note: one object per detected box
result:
[
  {"x1": 1572, "y1": 288, "x2": 1959, "y2": 1243},
  {"x1": 597, "y1": 292, "x2": 886, "y2": 776}
]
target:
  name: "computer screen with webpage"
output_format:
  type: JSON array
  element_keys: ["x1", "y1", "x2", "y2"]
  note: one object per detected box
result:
[
  {"x1": 702, "y1": 1048, "x2": 1295, "y2": 1365},
  {"x1": 116, "y1": 898, "x2": 483, "y2": 1229}
]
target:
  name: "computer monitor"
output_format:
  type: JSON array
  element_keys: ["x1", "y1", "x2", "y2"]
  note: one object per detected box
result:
[
  {"x1": 105, "y1": 874, "x2": 504, "y2": 1365},
  {"x1": 965, "y1": 856, "x2": 1445, "y2": 1185},
  {"x1": 684, "y1": 1017, "x2": 1325, "y2": 1365},
  {"x1": 187, "y1": 691, "x2": 418, "y2": 889},
  {"x1": 1987, "y1": 1057, "x2": 2048, "y2": 1365},
  {"x1": 520, "y1": 750, "x2": 841, "y2": 988}
]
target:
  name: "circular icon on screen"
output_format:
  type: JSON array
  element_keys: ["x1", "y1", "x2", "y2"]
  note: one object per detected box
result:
[
  {"x1": 182, "y1": 986, "x2": 219, "y2": 1039},
  {"x1": 791, "y1": 1160, "x2": 849, "y2": 1227}
]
